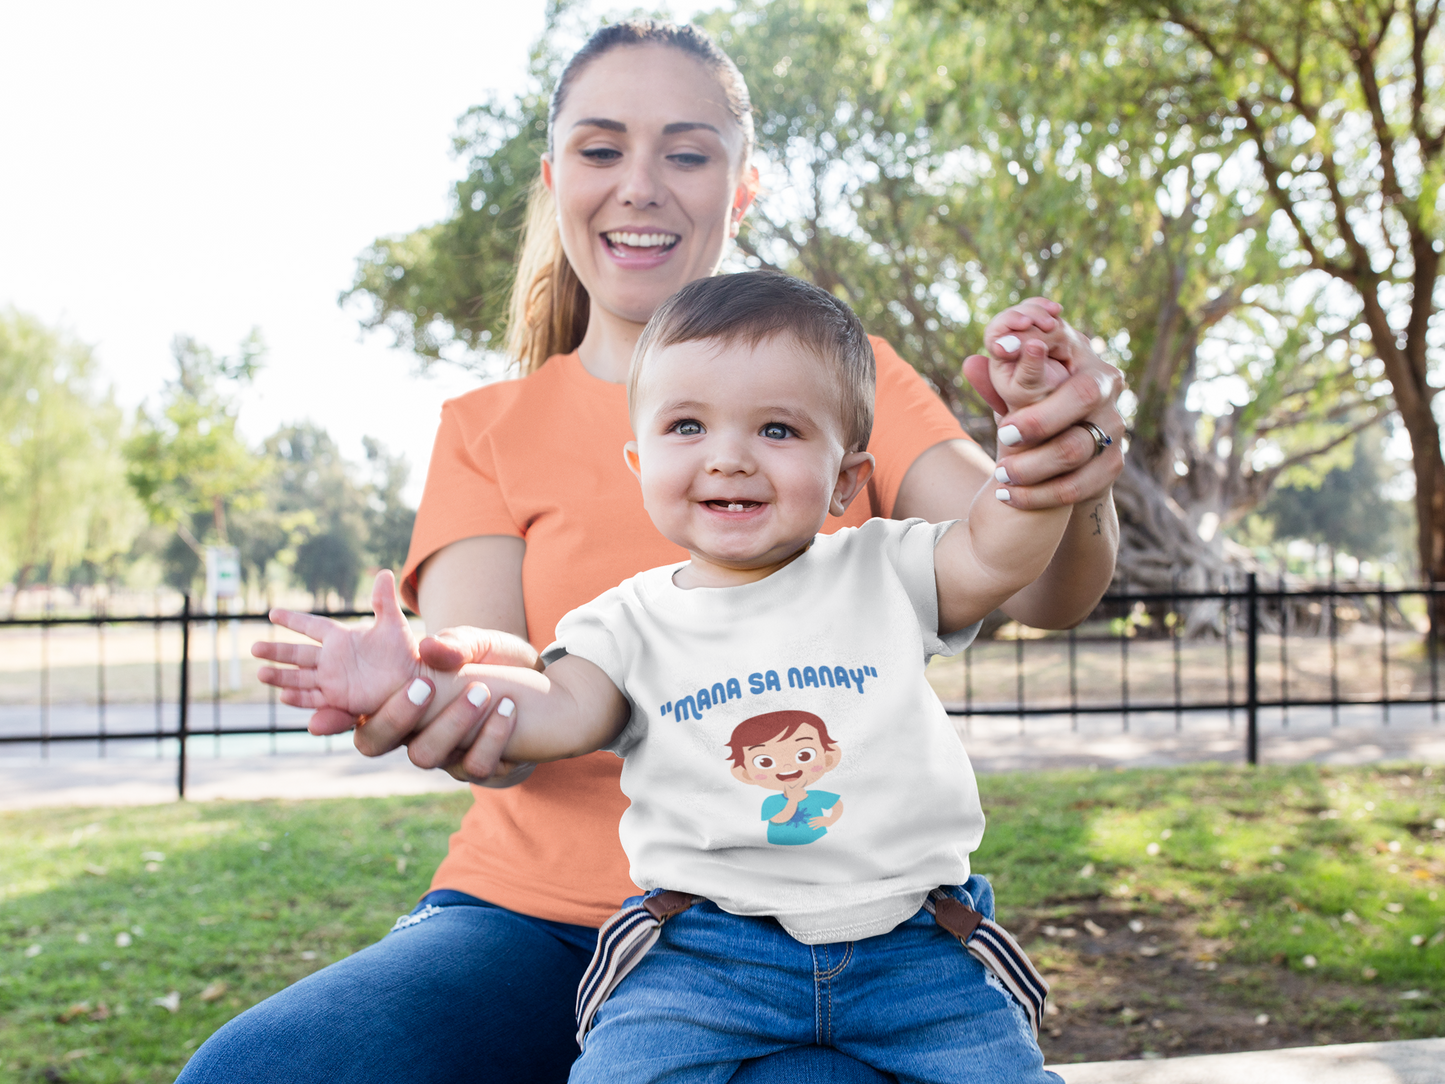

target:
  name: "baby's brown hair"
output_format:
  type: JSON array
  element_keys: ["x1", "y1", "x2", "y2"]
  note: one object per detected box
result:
[{"x1": 629, "y1": 272, "x2": 875, "y2": 453}]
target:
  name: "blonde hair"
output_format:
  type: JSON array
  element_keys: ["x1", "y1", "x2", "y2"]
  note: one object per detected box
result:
[{"x1": 503, "y1": 20, "x2": 754, "y2": 375}]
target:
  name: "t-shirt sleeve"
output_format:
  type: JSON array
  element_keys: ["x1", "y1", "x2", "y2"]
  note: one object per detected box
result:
[
  {"x1": 542, "y1": 593, "x2": 641, "y2": 758},
  {"x1": 399, "y1": 394, "x2": 522, "y2": 610},
  {"x1": 890, "y1": 518, "x2": 982, "y2": 661},
  {"x1": 865, "y1": 337, "x2": 972, "y2": 518}
]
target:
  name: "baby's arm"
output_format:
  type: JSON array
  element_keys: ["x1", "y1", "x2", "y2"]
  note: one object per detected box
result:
[
  {"x1": 935, "y1": 336, "x2": 1074, "y2": 631},
  {"x1": 257, "y1": 571, "x2": 630, "y2": 763}
]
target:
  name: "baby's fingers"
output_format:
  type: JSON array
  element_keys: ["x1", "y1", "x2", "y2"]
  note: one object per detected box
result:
[
  {"x1": 257, "y1": 665, "x2": 319, "y2": 690},
  {"x1": 279, "y1": 688, "x2": 329, "y2": 710},
  {"x1": 251, "y1": 640, "x2": 319, "y2": 667},
  {"x1": 268, "y1": 608, "x2": 345, "y2": 643}
]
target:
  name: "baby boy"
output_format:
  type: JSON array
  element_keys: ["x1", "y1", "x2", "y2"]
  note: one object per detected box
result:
[{"x1": 263, "y1": 271, "x2": 1069, "y2": 1084}]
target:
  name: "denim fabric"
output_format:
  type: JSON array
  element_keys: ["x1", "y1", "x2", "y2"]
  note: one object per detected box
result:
[
  {"x1": 573, "y1": 876, "x2": 1062, "y2": 1084},
  {"x1": 175, "y1": 890, "x2": 891, "y2": 1084}
]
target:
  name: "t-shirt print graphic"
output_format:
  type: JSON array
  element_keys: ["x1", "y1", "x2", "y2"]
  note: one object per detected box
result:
[{"x1": 725, "y1": 710, "x2": 845, "y2": 845}]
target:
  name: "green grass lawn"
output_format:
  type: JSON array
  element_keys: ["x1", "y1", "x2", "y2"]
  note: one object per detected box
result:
[{"x1": 2, "y1": 764, "x2": 1442, "y2": 1081}]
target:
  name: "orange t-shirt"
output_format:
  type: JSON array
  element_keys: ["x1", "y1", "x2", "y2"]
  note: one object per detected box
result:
[{"x1": 401, "y1": 338, "x2": 970, "y2": 927}]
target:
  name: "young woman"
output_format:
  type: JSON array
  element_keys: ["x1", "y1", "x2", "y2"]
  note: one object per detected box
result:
[{"x1": 182, "y1": 21, "x2": 1123, "y2": 1084}]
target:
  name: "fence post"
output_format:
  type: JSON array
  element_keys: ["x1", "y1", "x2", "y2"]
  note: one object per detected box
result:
[
  {"x1": 177, "y1": 594, "x2": 191, "y2": 799},
  {"x1": 1246, "y1": 572, "x2": 1259, "y2": 766}
]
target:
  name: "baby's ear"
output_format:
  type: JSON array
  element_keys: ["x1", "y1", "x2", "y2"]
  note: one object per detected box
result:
[
  {"x1": 730, "y1": 764, "x2": 755, "y2": 786},
  {"x1": 623, "y1": 442, "x2": 643, "y2": 482},
  {"x1": 830, "y1": 451, "x2": 875, "y2": 517},
  {"x1": 824, "y1": 746, "x2": 843, "y2": 771}
]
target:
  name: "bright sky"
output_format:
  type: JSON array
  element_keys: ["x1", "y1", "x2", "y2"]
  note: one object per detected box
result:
[{"x1": 0, "y1": 0, "x2": 691, "y2": 502}]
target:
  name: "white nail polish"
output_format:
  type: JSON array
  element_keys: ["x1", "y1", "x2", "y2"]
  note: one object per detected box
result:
[
  {"x1": 1095, "y1": 373, "x2": 1115, "y2": 398},
  {"x1": 995, "y1": 488, "x2": 1012, "y2": 501},
  {"x1": 997, "y1": 334, "x2": 1021, "y2": 353},
  {"x1": 497, "y1": 698, "x2": 516, "y2": 718},
  {"x1": 467, "y1": 685, "x2": 489, "y2": 708},
  {"x1": 407, "y1": 678, "x2": 431, "y2": 706},
  {"x1": 994, "y1": 465, "x2": 1011, "y2": 484},
  {"x1": 998, "y1": 425, "x2": 1023, "y2": 446}
]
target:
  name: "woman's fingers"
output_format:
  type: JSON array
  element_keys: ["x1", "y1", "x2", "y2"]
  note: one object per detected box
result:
[
  {"x1": 993, "y1": 444, "x2": 1124, "y2": 510},
  {"x1": 348, "y1": 677, "x2": 436, "y2": 757},
  {"x1": 995, "y1": 364, "x2": 1121, "y2": 448},
  {"x1": 457, "y1": 698, "x2": 519, "y2": 780},
  {"x1": 404, "y1": 681, "x2": 497, "y2": 770}
]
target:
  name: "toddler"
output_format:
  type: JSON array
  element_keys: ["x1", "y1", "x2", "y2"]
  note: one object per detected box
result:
[{"x1": 264, "y1": 271, "x2": 1069, "y2": 1083}]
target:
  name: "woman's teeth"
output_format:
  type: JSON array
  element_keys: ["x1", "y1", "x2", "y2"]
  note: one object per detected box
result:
[{"x1": 605, "y1": 231, "x2": 679, "y2": 249}]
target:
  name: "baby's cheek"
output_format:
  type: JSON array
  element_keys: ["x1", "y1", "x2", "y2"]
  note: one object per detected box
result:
[
  {"x1": 808, "y1": 765, "x2": 823, "y2": 773},
  {"x1": 753, "y1": 773, "x2": 768, "y2": 781}
]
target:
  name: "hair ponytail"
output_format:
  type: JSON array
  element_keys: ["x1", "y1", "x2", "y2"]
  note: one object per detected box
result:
[{"x1": 504, "y1": 178, "x2": 590, "y2": 375}]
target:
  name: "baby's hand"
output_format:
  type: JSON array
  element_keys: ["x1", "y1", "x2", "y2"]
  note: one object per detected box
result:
[
  {"x1": 253, "y1": 570, "x2": 422, "y2": 718},
  {"x1": 988, "y1": 332, "x2": 1071, "y2": 415}
]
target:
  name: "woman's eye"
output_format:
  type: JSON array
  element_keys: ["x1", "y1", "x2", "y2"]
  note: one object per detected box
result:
[
  {"x1": 752, "y1": 755, "x2": 775, "y2": 770},
  {"x1": 668, "y1": 153, "x2": 708, "y2": 168},
  {"x1": 795, "y1": 748, "x2": 815, "y2": 763},
  {"x1": 761, "y1": 423, "x2": 791, "y2": 440},
  {"x1": 581, "y1": 147, "x2": 621, "y2": 162},
  {"x1": 672, "y1": 420, "x2": 703, "y2": 436}
]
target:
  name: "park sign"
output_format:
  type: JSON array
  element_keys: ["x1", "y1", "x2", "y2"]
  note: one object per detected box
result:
[{"x1": 205, "y1": 546, "x2": 240, "y2": 601}]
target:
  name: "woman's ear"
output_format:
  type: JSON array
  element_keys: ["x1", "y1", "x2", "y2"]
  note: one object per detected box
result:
[
  {"x1": 830, "y1": 451, "x2": 875, "y2": 517},
  {"x1": 541, "y1": 154, "x2": 555, "y2": 194},
  {"x1": 729, "y1": 165, "x2": 760, "y2": 237}
]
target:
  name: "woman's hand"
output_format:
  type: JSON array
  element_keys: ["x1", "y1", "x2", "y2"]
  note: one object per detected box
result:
[
  {"x1": 962, "y1": 297, "x2": 1125, "y2": 509},
  {"x1": 305, "y1": 623, "x2": 544, "y2": 788}
]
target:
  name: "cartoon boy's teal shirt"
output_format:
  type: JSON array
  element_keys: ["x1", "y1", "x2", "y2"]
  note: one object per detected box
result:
[{"x1": 760, "y1": 790, "x2": 841, "y2": 845}]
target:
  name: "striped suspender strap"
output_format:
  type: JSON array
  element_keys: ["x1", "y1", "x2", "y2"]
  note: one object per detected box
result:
[
  {"x1": 924, "y1": 889, "x2": 1049, "y2": 1039},
  {"x1": 575, "y1": 891, "x2": 698, "y2": 1047}
]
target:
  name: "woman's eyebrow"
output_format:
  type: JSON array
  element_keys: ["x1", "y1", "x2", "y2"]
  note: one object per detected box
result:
[
  {"x1": 662, "y1": 121, "x2": 721, "y2": 135},
  {"x1": 570, "y1": 118, "x2": 721, "y2": 136}
]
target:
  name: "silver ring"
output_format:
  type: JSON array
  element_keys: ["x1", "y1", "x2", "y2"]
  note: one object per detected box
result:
[{"x1": 1075, "y1": 421, "x2": 1112, "y2": 457}]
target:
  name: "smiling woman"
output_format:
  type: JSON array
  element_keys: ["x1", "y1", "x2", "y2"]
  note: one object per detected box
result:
[{"x1": 192, "y1": 17, "x2": 1124, "y2": 1084}]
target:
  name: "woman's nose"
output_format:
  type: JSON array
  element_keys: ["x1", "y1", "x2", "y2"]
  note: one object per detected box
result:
[{"x1": 616, "y1": 154, "x2": 665, "y2": 209}]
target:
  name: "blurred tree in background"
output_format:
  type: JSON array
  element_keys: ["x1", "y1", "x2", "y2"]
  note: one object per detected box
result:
[
  {"x1": 0, "y1": 311, "x2": 144, "y2": 606},
  {"x1": 124, "y1": 333, "x2": 270, "y2": 553}
]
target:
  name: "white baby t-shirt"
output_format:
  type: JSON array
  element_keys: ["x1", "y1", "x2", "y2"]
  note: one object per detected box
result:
[{"x1": 542, "y1": 517, "x2": 984, "y2": 944}]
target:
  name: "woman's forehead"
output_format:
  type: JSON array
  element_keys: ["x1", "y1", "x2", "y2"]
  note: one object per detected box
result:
[{"x1": 558, "y1": 44, "x2": 745, "y2": 143}]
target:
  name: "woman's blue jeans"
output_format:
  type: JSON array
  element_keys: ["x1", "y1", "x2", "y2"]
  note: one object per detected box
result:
[{"x1": 175, "y1": 890, "x2": 893, "y2": 1084}]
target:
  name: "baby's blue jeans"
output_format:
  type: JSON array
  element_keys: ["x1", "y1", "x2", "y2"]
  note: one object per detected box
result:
[
  {"x1": 175, "y1": 890, "x2": 893, "y2": 1084},
  {"x1": 573, "y1": 876, "x2": 1062, "y2": 1084}
]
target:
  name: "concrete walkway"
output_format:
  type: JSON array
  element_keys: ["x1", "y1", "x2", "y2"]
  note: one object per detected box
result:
[{"x1": 1059, "y1": 1037, "x2": 1445, "y2": 1083}]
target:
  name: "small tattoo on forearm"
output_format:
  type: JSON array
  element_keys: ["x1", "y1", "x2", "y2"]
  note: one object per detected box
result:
[{"x1": 1090, "y1": 504, "x2": 1103, "y2": 536}]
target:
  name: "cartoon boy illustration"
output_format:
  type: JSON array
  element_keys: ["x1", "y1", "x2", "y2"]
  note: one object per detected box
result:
[{"x1": 726, "y1": 710, "x2": 844, "y2": 845}]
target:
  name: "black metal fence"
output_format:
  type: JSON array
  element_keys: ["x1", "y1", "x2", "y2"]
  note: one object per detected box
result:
[{"x1": 1, "y1": 575, "x2": 1440, "y2": 798}]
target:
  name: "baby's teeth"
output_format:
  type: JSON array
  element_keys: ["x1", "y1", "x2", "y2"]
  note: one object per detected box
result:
[{"x1": 729, "y1": 502, "x2": 744, "y2": 511}]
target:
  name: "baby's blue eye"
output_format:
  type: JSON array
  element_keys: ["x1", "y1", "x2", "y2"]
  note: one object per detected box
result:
[
  {"x1": 673, "y1": 419, "x2": 703, "y2": 436},
  {"x1": 761, "y1": 423, "x2": 791, "y2": 440}
]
